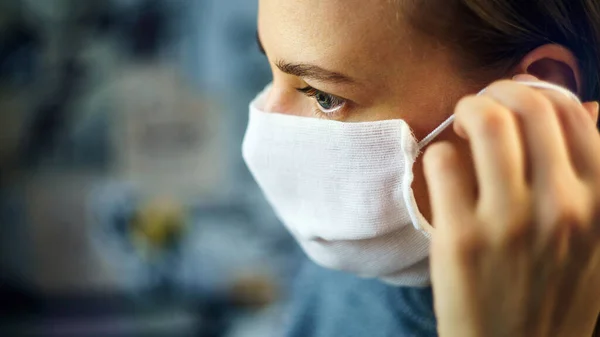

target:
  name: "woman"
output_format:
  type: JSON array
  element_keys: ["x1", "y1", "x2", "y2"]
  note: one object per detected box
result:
[{"x1": 242, "y1": 0, "x2": 600, "y2": 336}]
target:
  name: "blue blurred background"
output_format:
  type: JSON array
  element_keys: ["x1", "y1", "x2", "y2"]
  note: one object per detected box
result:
[{"x1": 0, "y1": 1, "x2": 302, "y2": 336}]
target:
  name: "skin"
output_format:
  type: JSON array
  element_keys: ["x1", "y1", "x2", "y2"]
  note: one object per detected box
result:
[
  {"x1": 426, "y1": 74, "x2": 600, "y2": 337},
  {"x1": 258, "y1": 0, "x2": 600, "y2": 335},
  {"x1": 258, "y1": 0, "x2": 480, "y2": 224}
]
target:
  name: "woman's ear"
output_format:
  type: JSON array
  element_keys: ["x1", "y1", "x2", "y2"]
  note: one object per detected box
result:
[{"x1": 513, "y1": 44, "x2": 581, "y2": 95}]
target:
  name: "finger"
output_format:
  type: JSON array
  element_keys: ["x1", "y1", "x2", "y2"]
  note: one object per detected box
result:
[
  {"x1": 483, "y1": 80, "x2": 574, "y2": 186},
  {"x1": 453, "y1": 96, "x2": 527, "y2": 219},
  {"x1": 540, "y1": 92, "x2": 600, "y2": 179},
  {"x1": 512, "y1": 80, "x2": 600, "y2": 179},
  {"x1": 423, "y1": 141, "x2": 476, "y2": 229}
]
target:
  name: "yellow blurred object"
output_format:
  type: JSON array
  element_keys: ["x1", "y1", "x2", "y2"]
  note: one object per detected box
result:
[
  {"x1": 130, "y1": 197, "x2": 187, "y2": 257},
  {"x1": 230, "y1": 274, "x2": 278, "y2": 309}
]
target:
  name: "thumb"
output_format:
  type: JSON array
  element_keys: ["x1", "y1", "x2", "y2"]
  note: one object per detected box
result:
[{"x1": 423, "y1": 142, "x2": 475, "y2": 231}]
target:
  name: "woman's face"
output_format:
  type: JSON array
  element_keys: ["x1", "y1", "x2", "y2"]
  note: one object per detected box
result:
[{"x1": 257, "y1": 0, "x2": 484, "y2": 221}]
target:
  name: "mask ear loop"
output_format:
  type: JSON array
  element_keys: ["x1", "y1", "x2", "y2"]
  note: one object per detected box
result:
[
  {"x1": 417, "y1": 115, "x2": 455, "y2": 150},
  {"x1": 411, "y1": 81, "x2": 581, "y2": 234},
  {"x1": 417, "y1": 81, "x2": 581, "y2": 150}
]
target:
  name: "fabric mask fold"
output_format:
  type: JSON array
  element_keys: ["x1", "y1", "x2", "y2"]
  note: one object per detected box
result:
[
  {"x1": 242, "y1": 81, "x2": 581, "y2": 286},
  {"x1": 243, "y1": 84, "x2": 435, "y2": 286}
]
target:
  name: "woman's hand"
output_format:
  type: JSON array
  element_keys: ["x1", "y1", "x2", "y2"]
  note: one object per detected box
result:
[{"x1": 423, "y1": 76, "x2": 600, "y2": 337}]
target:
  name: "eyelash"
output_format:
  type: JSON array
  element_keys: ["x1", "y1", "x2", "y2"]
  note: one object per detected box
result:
[
  {"x1": 296, "y1": 86, "x2": 347, "y2": 118},
  {"x1": 257, "y1": 33, "x2": 348, "y2": 118}
]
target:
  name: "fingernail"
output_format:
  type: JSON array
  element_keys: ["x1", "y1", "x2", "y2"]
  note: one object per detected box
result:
[{"x1": 512, "y1": 74, "x2": 539, "y2": 82}]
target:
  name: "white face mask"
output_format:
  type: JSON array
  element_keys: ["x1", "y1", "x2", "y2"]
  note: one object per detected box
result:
[{"x1": 242, "y1": 82, "x2": 580, "y2": 286}]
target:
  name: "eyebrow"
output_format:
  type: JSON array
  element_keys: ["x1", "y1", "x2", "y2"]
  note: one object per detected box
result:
[
  {"x1": 275, "y1": 60, "x2": 356, "y2": 84},
  {"x1": 256, "y1": 31, "x2": 357, "y2": 85}
]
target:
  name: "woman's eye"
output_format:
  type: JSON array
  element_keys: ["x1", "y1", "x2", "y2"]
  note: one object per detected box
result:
[
  {"x1": 314, "y1": 92, "x2": 339, "y2": 110},
  {"x1": 297, "y1": 86, "x2": 346, "y2": 115}
]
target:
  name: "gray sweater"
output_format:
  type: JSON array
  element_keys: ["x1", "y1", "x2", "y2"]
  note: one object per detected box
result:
[{"x1": 283, "y1": 258, "x2": 438, "y2": 337}]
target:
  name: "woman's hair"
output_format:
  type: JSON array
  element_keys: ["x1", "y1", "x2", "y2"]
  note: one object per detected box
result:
[{"x1": 407, "y1": 0, "x2": 600, "y2": 102}]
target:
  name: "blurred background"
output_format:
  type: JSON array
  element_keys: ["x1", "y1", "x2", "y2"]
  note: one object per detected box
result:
[{"x1": 0, "y1": 0, "x2": 302, "y2": 336}]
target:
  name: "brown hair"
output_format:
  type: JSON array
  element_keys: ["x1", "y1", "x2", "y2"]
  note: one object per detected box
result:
[{"x1": 407, "y1": 0, "x2": 600, "y2": 102}]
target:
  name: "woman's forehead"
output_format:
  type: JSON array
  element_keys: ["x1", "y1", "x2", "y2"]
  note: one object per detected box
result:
[{"x1": 258, "y1": 0, "x2": 419, "y2": 85}]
